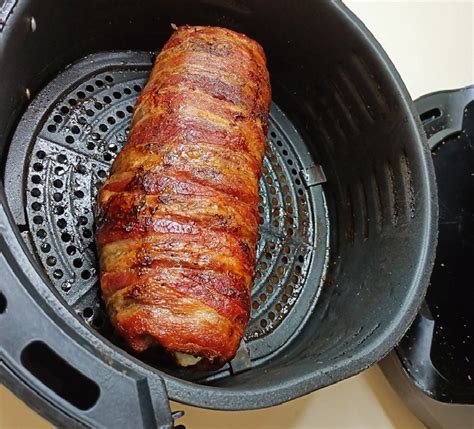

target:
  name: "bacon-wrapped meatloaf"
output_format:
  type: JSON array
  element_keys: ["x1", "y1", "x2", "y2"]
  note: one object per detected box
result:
[{"x1": 96, "y1": 25, "x2": 271, "y2": 366}]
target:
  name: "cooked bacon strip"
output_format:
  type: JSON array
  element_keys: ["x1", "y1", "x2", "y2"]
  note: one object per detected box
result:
[{"x1": 96, "y1": 25, "x2": 271, "y2": 366}]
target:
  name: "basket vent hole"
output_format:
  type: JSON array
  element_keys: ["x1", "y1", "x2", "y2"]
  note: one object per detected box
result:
[
  {"x1": 46, "y1": 256, "x2": 56, "y2": 266},
  {"x1": 31, "y1": 202, "x2": 41, "y2": 211},
  {"x1": 33, "y1": 215, "x2": 43, "y2": 224},
  {"x1": 53, "y1": 269, "x2": 63, "y2": 279},
  {"x1": 83, "y1": 307, "x2": 94, "y2": 318},
  {"x1": 73, "y1": 258, "x2": 83, "y2": 268},
  {"x1": 40, "y1": 243, "x2": 50, "y2": 253},
  {"x1": 36, "y1": 229, "x2": 46, "y2": 239},
  {"x1": 21, "y1": 341, "x2": 100, "y2": 410},
  {"x1": 53, "y1": 179, "x2": 63, "y2": 188},
  {"x1": 0, "y1": 292, "x2": 7, "y2": 314},
  {"x1": 66, "y1": 245, "x2": 76, "y2": 255},
  {"x1": 54, "y1": 166, "x2": 65, "y2": 175}
]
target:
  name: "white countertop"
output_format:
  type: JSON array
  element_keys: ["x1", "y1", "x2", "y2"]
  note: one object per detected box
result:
[{"x1": 1, "y1": 1, "x2": 472, "y2": 428}]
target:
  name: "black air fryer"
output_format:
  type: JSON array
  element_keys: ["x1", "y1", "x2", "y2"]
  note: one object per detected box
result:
[{"x1": 0, "y1": 1, "x2": 437, "y2": 428}]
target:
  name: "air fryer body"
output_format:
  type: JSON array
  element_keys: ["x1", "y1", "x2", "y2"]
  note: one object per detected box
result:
[{"x1": 0, "y1": 1, "x2": 437, "y2": 427}]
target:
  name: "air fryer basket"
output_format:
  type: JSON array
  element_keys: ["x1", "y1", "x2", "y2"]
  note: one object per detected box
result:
[{"x1": 0, "y1": 1, "x2": 437, "y2": 428}]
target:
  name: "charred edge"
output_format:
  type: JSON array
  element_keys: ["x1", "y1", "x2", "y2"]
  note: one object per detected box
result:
[
  {"x1": 385, "y1": 161, "x2": 399, "y2": 226},
  {"x1": 402, "y1": 149, "x2": 416, "y2": 220}
]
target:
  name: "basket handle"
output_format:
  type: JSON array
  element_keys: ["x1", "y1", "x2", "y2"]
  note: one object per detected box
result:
[{"x1": 0, "y1": 203, "x2": 180, "y2": 429}]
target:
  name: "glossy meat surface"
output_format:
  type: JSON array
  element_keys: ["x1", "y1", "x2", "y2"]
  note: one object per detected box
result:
[{"x1": 96, "y1": 25, "x2": 271, "y2": 365}]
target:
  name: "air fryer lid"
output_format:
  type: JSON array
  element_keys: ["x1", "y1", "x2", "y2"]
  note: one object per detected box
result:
[
  {"x1": 381, "y1": 85, "x2": 474, "y2": 429},
  {"x1": 0, "y1": 1, "x2": 437, "y2": 428}
]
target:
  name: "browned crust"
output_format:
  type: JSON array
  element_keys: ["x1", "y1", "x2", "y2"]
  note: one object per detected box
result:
[{"x1": 96, "y1": 25, "x2": 271, "y2": 365}]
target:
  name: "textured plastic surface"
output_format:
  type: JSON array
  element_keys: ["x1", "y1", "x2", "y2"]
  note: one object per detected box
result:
[
  {"x1": 0, "y1": 0, "x2": 437, "y2": 427},
  {"x1": 381, "y1": 85, "x2": 474, "y2": 429}
]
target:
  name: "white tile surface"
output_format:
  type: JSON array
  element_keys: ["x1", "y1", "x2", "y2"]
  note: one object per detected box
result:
[{"x1": 348, "y1": 0, "x2": 473, "y2": 99}]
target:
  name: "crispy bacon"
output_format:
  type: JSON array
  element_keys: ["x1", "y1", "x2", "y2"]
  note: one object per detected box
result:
[{"x1": 96, "y1": 25, "x2": 271, "y2": 365}]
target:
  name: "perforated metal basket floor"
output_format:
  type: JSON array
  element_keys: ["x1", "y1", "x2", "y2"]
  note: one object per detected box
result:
[{"x1": 5, "y1": 51, "x2": 329, "y2": 376}]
